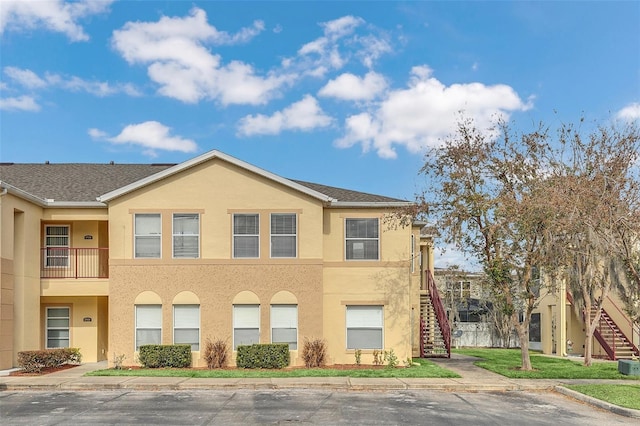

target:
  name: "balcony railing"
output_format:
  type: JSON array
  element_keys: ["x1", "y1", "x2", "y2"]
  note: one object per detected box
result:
[{"x1": 41, "y1": 248, "x2": 109, "y2": 279}]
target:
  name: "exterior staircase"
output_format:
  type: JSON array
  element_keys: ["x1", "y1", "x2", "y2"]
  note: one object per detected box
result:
[
  {"x1": 589, "y1": 310, "x2": 639, "y2": 360},
  {"x1": 567, "y1": 292, "x2": 639, "y2": 360},
  {"x1": 420, "y1": 270, "x2": 451, "y2": 358}
]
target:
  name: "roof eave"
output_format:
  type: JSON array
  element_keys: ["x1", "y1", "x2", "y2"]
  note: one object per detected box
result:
[
  {"x1": 47, "y1": 201, "x2": 107, "y2": 208},
  {"x1": 327, "y1": 201, "x2": 415, "y2": 208},
  {"x1": 97, "y1": 150, "x2": 336, "y2": 203},
  {"x1": 1, "y1": 180, "x2": 47, "y2": 206}
]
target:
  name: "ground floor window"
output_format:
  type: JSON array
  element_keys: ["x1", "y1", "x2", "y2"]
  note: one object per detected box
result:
[
  {"x1": 135, "y1": 305, "x2": 161, "y2": 350},
  {"x1": 46, "y1": 307, "x2": 70, "y2": 348},
  {"x1": 346, "y1": 305, "x2": 383, "y2": 349},
  {"x1": 233, "y1": 304, "x2": 259, "y2": 349},
  {"x1": 271, "y1": 304, "x2": 298, "y2": 350},
  {"x1": 174, "y1": 305, "x2": 200, "y2": 351}
]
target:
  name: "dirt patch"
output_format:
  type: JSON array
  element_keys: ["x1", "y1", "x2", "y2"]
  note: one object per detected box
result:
[{"x1": 9, "y1": 363, "x2": 79, "y2": 376}]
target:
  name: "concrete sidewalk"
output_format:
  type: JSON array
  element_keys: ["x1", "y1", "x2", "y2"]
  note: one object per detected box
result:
[{"x1": 1, "y1": 354, "x2": 638, "y2": 418}]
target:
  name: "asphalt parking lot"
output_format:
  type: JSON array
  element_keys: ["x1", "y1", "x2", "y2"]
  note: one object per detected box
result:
[{"x1": 0, "y1": 389, "x2": 629, "y2": 425}]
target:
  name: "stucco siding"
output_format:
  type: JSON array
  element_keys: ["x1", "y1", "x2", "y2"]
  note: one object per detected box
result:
[{"x1": 109, "y1": 263, "x2": 323, "y2": 366}]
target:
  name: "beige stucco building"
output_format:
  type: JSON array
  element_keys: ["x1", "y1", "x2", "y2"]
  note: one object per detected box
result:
[{"x1": 0, "y1": 150, "x2": 438, "y2": 368}]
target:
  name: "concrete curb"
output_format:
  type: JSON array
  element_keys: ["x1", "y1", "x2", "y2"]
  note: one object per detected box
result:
[
  {"x1": 554, "y1": 386, "x2": 640, "y2": 419},
  {"x1": 0, "y1": 378, "x2": 556, "y2": 393}
]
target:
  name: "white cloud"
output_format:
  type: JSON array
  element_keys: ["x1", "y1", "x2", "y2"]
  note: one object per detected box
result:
[
  {"x1": 111, "y1": 7, "x2": 287, "y2": 105},
  {"x1": 335, "y1": 66, "x2": 532, "y2": 159},
  {"x1": 88, "y1": 128, "x2": 108, "y2": 139},
  {"x1": 2, "y1": 67, "x2": 141, "y2": 97},
  {"x1": 237, "y1": 95, "x2": 333, "y2": 136},
  {"x1": 434, "y1": 243, "x2": 480, "y2": 272},
  {"x1": 291, "y1": 15, "x2": 390, "y2": 78},
  {"x1": 319, "y1": 71, "x2": 387, "y2": 101},
  {"x1": 92, "y1": 121, "x2": 198, "y2": 156},
  {"x1": 616, "y1": 102, "x2": 640, "y2": 122},
  {"x1": 0, "y1": 0, "x2": 113, "y2": 41},
  {"x1": 355, "y1": 34, "x2": 392, "y2": 69},
  {"x1": 322, "y1": 15, "x2": 363, "y2": 39},
  {"x1": 4, "y1": 66, "x2": 47, "y2": 88},
  {"x1": 60, "y1": 76, "x2": 141, "y2": 97},
  {"x1": 0, "y1": 95, "x2": 40, "y2": 111}
]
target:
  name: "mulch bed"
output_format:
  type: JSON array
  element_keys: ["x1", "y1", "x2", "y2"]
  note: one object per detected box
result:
[{"x1": 9, "y1": 363, "x2": 79, "y2": 376}]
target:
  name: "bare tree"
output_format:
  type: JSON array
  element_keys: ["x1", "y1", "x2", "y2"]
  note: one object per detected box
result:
[
  {"x1": 421, "y1": 119, "x2": 553, "y2": 370},
  {"x1": 540, "y1": 122, "x2": 640, "y2": 365}
]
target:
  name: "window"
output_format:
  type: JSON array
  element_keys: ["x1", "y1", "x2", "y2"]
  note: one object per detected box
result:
[
  {"x1": 271, "y1": 214, "x2": 296, "y2": 258},
  {"x1": 345, "y1": 218, "x2": 379, "y2": 260},
  {"x1": 411, "y1": 234, "x2": 415, "y2": 273},
  {"x1": 174, "y1": 305, "x2": 200, "y2": 351},
  {"x1": 447, "y1": 281, "x2": 472, "y2": 299},
  {"x1": 173, "y1": 214, "x2": 199, "y2": 258},
  {"x1": 233, "y1": 214, "x2": 259, "y2": 258},
  {"x1": 271, "y1": 305, "x2": 297, "y2": 350},
  {"x1": 44, "y1": 225, "x2": 69, "y2": 267},
  {"x1": 135, "y1": 305, "x2": 161, "y2": 350},
  {"x1": 46, "y1": 307, "x2": 70, "y2": 348},
  {"x1": 134, "y1": 214, "x2": 161, "y2": 258},
  {"x1": 346, "y1": 305, "x2": 383, "y2": 349},
  {"x1": 233, "y1": 304, "x2": 259, "y2": 349}
]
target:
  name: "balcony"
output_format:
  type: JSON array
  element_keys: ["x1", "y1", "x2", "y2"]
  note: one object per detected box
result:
[{"x1": 41, "y1": 248, "x2": 109, "y2": 279}]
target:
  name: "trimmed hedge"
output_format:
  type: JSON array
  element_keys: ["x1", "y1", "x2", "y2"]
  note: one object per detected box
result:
[
  {"x1": 236, "y1": 344, "x2": 290, "y2": 369},
  {"x1": 138, "y1": 344, "x2": 192, "y2": 368},
  {"x1": 17, "y1": 348, "x2": 82, "y2": 373}
]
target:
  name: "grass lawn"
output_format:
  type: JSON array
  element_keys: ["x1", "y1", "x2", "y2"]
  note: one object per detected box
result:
[
  {"x1": 566, "y1": 384, "x2": 640, "y2": 410},
  {"x1": 86, "y1": 358, "x2": 460, "y2": 379},
  {"x1": 453, "y1": 348, "x2": 640, "y2": 380}
]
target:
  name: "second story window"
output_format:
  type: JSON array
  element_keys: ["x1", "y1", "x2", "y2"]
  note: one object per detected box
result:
[
  {"x1": 173, "y1": 214, "x2": 199, "y2": 258},
  {"x1": 134, "y1": 214, "x2": 161, "y2": 258},
  {"x1": 345, "y1": 218, "x2": 379, "y2": 260},
  {"x1": 271, "y1": 213, "x2": 297, "y2": 258},
  {"x1": 44, "y1": 225, "x2": 69, "y2": 267},
  {"x1": 233, "y1": 214, "x2": 259, "y2": 258}
]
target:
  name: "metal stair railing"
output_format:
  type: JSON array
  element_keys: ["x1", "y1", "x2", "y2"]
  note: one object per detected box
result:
[
  {"x1": 566, "y1": 291, "x2": 639, "y2": 360},
  {"x1": 426, "y1": 269, "x2": 451, "y2": 358}
]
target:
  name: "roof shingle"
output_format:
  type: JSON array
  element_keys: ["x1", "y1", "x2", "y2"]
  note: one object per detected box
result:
[{"x1": 0, "y1": 163, "x2": 407, "y2": 204}]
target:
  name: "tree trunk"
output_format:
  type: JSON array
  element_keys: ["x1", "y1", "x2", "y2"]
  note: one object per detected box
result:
[
  {"x1": 514, "y1": 321, "x2": 532, "y2": 370},
  {"x1": 583, "y1": 303, "x2": 603, "y2": 367}
]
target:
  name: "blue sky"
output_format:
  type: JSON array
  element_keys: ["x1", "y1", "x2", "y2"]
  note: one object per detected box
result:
[{"x1": 1, "y1": 1, "x2": 639, "y2": 267}]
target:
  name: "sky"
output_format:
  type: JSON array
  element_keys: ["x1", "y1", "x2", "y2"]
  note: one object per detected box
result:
[{"x1": 1, "y1": 0, "x2": 639, "y2": 269}]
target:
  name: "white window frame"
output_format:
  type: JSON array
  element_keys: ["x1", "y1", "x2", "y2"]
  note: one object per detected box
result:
[
  {"x1": 173, "y1": 304, "x2": 200, "y2": 351},
  {"x1": 270, "y1": 213, "x2": 297, "y2": 258},
  {"x1": 233, "y1": 304, "x2": 260, "y2": 350},
  {"x1": 447, "y1": 281, "x2": 472, "y2": 299},
  {"x1": 233, "y1": 214, "x2": 260, "y2": 258},
  {"x1": 411, "y1": 234, "x2": 415, "y2": 273},
  {"x1": 44, "y1": 225, "x2": 70, "y2": 268},
  {"x1": 345, "y1": 218, "x2": 379, "y2": 261},
  {"x1": 346, "y1": 305, "x2": 383, "y2": 350},
  {"x1": 45, "y1": 307, "x2": 70, "y2": 348},
  {"x1": 172, "y1": 213, "x2": 200, "y2": 259},
  {"x1": 271, "y1": 304, "x2": 298, "y2": 350},
  {"x1": 135, "y1": 305, "x2": 162, "y2": 351},
  {"x1": 134, "y1": 214, "x2": 161, "y2": 259}
]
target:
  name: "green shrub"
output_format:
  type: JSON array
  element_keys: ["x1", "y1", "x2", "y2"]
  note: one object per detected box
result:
[
  {"x1": 384, "y1": 349, "x2": 398, "y2": 368},
  {"x1": 204, "y1": 337, "x2": 229, "y2": 369},
  {"x1": 236, "y1": 344, "x2": 290, "y2": 369},
  {"x1": 354, "y1": 349, "x2": 362, "y2": 365},
  {"x1": 138, "y1": 345, "x2": 192, "y2": 368},
  {"x1": 301, "y1": 337, "x2": 327, "y2": 368},
  {"x1": 17, "y1": 348, "x2": 82, "y2": 373}
]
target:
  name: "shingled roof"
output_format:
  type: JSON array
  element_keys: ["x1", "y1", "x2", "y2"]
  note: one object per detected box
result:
[{"x1": 0, "y1": 162, "x2": 407, "y2": 204}]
